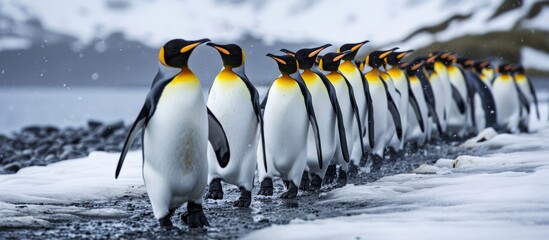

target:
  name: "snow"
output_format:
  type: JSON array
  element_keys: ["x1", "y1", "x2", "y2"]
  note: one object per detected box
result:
[
  {"x1": 0, "y1": 151, "x2": 143, "y2": 228},
  {"x1": 0, "y1": 0, "x2": 512, "y2": 50},
  {"x1": 0, "y1": 36, "x2": 32, "y2": 51},
  {"x1": 522, "y1": 46, "x2": 549, "y2": 71},
  {"x1": 244, "y1": 117, "x2": 549, "y2": 239},
  {"x1": 521, "y1": 5, "x2": 549, "y2": 31}
]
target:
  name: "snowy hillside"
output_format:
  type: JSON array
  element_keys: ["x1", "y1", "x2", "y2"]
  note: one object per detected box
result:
[{"x1": 0, "y1": 0, "x2": 548, "y2": 86}]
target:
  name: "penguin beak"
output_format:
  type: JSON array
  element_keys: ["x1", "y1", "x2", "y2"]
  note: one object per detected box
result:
[
  {"x1": 351, "y1": 40, "x2": 369, "y2": 52},
  {"x1": 397, "y1": 50, "x2": 414, "y2": 60},
  {"x1": 333, "y1": 50, "x2": 352, "y2": 62},
  {"x1": 426, "y1": 55, "x2": 437, "y2": 63},
  {"x1": 180, "y1": 38, "x2": 210, "y2": 53},
  {"x1": 266, "y1": 53, "x2": 287, "y2": 65},
  {"x1": 308, "y1": 44, "x2": 331, "y2": 58},
  {"x1": 379, "y1": 47, "x2": 399, "y2": 59},
  {"x1": 411, "y1": 60, "x2": 425, "y2": 71},
  {"x1": 280, "y1": 49, "x2": 296, "y2": 57},
  {"x1": 207, "y1": 42, "x2": 230, "y2": 55}
]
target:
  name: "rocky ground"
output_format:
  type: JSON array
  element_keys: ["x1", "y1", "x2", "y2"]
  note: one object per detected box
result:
[{"x1": 0, "y1": 123, "x2": 480, "y2": 239}]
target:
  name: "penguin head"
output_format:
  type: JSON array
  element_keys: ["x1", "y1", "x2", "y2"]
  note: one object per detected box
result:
[
  {"x1": 457, "y1": 57, "x2": 476, "y2": 70},
  {"x1": 365, "y1": 48, "x2": 398, "y2": 68},
  {"x1": 319, "y1": 51, "x2": 351, "y2": 72},
  {"x1": 281, "y1": 44, "x2": 331, "y2": 70},
  {"x1": 515, "y1": 65, "x2": 525, "y2": 74},
  {"x1": 385, "y1": 50, "x2": 414, "y2": 66},
  {"x1": 207, "y1": 42, "x2": 245, "y2": 68},
  {"x1": 158, "y1": 38, "x2": 210, "y2": 68},
  {"x1": 338, "y1": 40, "x2": 369, "y2": 60},
  {"x1": 404, "y1": 58, "x2": 426, "y2": 76},
  {"x1": 497, "y1": 64, "x2": 514, "y2": 74},
  {"x1": 267, "y1": 53, "x2": 298, "y2": 75}
]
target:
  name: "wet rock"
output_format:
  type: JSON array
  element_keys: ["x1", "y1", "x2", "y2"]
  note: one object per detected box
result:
[
  {"x1": 88, "y1": 120, "x2": 104, "y2": 130},
  {"x1": 100, "y1": 121, "x2": 124, "y2": 138},
  {"x1": 4, "y1": 162, "x2": 21, "y2": 173}
]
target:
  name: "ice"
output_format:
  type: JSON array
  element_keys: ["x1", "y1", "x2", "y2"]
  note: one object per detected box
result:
[{"x1": 244, "y1": 125, "x2": 549, "y2": 240}]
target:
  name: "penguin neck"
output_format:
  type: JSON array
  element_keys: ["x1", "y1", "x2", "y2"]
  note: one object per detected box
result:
[
  {"x1": 326, "y1": 71, "x2": 343, "y2": 84},
  {"x1": 172, "y1": 67, "x2": 199, "y2": 84},
  {"x1": 301, "y1": 69, "x2": 317, "y2": 83},
  {"x1": 339, "y1": 60, "x2": 357, "y2": 73}
]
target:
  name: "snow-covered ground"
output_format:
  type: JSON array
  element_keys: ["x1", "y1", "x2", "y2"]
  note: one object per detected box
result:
[{"x1": 242, "y1": 115, "x2": 549, "y2": 239}]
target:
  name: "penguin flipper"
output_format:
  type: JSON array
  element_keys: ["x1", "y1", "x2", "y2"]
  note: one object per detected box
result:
[
  {"x1": 234, "y1": 69, "x2": 268, "y2": 172},
  {"x1": 408, "y1": 88, "x2": 425, "y2": 133},
  {"x1": 526, "y1": 76, "x2": 540, "y2": 119},
  {"x1": 313, "y1": 69, "x2": 350, "y2": 163},
  {"x1": 296, "y1": 79, "x2": 323, "y2": 169},
  {"x1": 207, "y1": 108, "x2": 231, "y2": 168},
  {"x1": 344, "y1": 76, "x2": 366, "y2": 159},
  {"x1": 380, "y1": 76, "x2": 403, "y2": 141},
  {"x1": 516, "y1": 86, "x2": 531, "y2": 114},
  {"x1": 115, "y1": 105, "x2": 148, "y2": 179},
  {"x1": 473, "y1": 73, "x2": 497, "y2": 127},
  {"x1": 360, "y1": 72, "x2": 375, "y2": 149},
  {"x1": 418, "y1": 70, "x2": 443, "y2": 134},
  {"x1": 450, "y1": 84, "x2": 466, "y2": 114}
]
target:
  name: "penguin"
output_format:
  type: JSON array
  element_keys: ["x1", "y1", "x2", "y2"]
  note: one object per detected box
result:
[
  {"x1": 436, "y1": 53, "x2": 469, "y2": 138},
  {"x1": 318, "y1": 51, "x2": 365, "y2": 187},
  {"x1": 377, "y1": 49, "x2": 404, "y2": 152},
  {"x1": 457, "y1": 57, "x2": 497, "y2": 133},
  {"x1": 424, "y1": 55, "x2": 447, "y2": 137},
  {"x1": 205, "y1": 42, "x2": 265, "y2": 207},
  {"x1": 363, "y1": 48, "x2": 402, "y2": 164},
  {"x1": 492, "y1": 64, "x2": 520, "y2": 133},
  {"x1": 431, "y1": 53, "x2": 453, "y2": 136},
  {"x1": 115, "y1": 38, "x2": 231, "y2": 228},
  {"x1": 258, "y1": 53, "x2": 323, "y2": 198},
  {"x1": 512, "y1": 65, "x2": 539, "y2": 132},
  {"x1": 337, "y1": 40, "x2": 373, "y2": 173},
  {"x1": 401, "y1": 59, "x2": 430, "y2": 146},
  {"x1": 280, "y1": 45, "x2": 350, "y2": 191},
  {"x1": 385, "y1": 50, "x2": 425, "y2": 145}
]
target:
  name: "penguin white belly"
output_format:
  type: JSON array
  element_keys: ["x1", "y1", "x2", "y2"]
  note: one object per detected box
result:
[
  {"x1": 207, "y1": 77, "x2": 258, "y2": 190},
  {"x1": 264, "y1": 83, "x2": 309, "y2": 186},
  {"x1": 430, "y1": 74, "x2": 447, "y2": 133},
  {"x1": 473, "y1": 94, "x2": 487, "y2": 132},
  {"x1": 304, "y1": 79, "x2": 336, "y2": 175},
  {"x1": 143, "y1": 81, "x2": 207, "y2": 219},
  {"x1": 436, "y1": 65, "x2": 453, "y2": 129},
  {"x1": 516, "y1": 80, "x2": 532, "y2": 129},
  {"x1": 493, "y1": 79, "x2": 520, "y2": 133},
  {"x1": 330, "y1": 79, "x2": 354, "y2": 171},
  {"x1": 406, "y1": 80, "x2": 429, "y2": 145},
  {"x1": 340, "y1": 65, "x2": 367, "y2": 165},
  {"x1": 368, "y1": 79, "x2": 388, "y2": 156},
  {"x1": 446, "y1": 73, "x2": 468, "y2": 137}
]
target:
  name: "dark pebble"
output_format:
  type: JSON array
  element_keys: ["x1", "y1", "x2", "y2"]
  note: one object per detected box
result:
[
  {"x1": 100, "y1": 121, "x2": 124, "y2": 138},
  {"x1": 88, "y1": 120, "x2": 103, "y2": 130}
]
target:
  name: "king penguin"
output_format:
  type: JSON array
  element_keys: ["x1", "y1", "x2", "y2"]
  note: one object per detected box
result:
[
  {"x1": 318, "y1": 51, "x2": 365, "y2": 186},
  {"x1": 280, "y1": 45, "x2": 350, "y2": 191},
  {"x1": 424, "y1": 55, "x2": 447, "y2": 137},
  {"x1": 205, "y1": 42, "x2": 265, "y2": 207},
  {"x1": 385, "y1": 50, "x2": 425, "y2": 146},
  {"x1": 337, "y1": 41, "x2": 372, "y2": 173},
  {"x1": 513, "y1": 65, "x2": 540, "y2": 132},
  {"x1": 258, "y1": 53, "x2": 323, "y2": 198},
  {"x1": 115, "y1": 38, "x2": 231, "y2": 228},
  {"x1": 436, "y1": 53, "x2": 469, "y2": 138},
  {"x1": 363, "y1": 49, "x2": 402, "y2": 167},
  {"x1": 492, "y1": 64, "x2": 520, "y2": 133},
  {"x1": 402, "y1": 59, "x2": 430, "y2": 145}
]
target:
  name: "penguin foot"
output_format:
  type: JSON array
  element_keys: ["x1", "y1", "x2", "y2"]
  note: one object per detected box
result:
[
  {"x1": 323, "y1": 165, "x2": 337, "y2": 185},
  {"x1": 299, "y1": 171, "x2": 310, "y2": 190},
  {"x1": 336, "y1": 169, "x2": 347, "y2": 188},
  {"x1": 280, "y1": 182, "x2": 298, "y2": 199},
  {"x1": 258, "y1": 178, "x2": 273, "y2": 196},
  {"x1": 234, "y1": 187, "x2": 252, "y2": 207},
  {"x1": 158, "y1": 208, "x2": 176, "y2": 227},
  {"x1": 181, "y1": 202, "x2": 209, "y2": 228},
  {"x1": 206, "y1": 178, "x2": 224, "y2": 200},
  {"x1": 309, "y1": 174, "x2": 322, "y2": 191},
  {"x1": 348, "y1": 162, "x2": 359, "y2": 178}
]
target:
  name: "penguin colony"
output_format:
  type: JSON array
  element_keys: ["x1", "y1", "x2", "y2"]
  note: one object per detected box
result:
[{"x1": 115, "y1": 39, "x2": 540, "y2": 228}]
